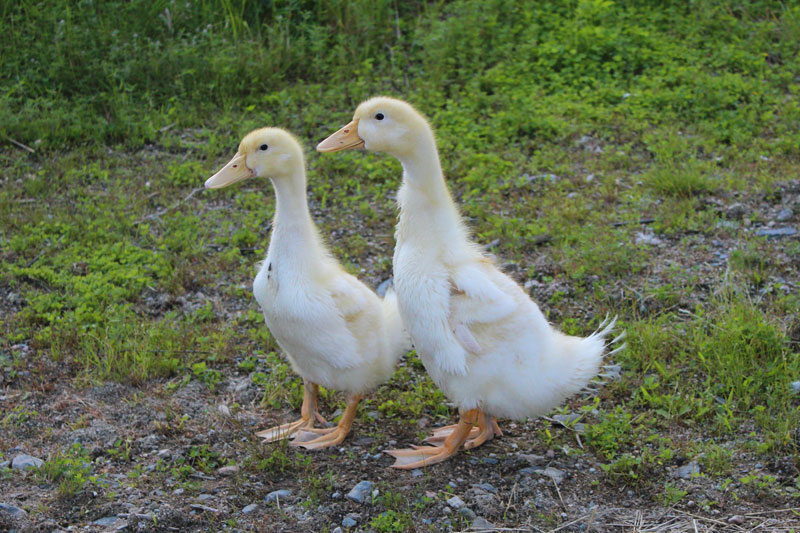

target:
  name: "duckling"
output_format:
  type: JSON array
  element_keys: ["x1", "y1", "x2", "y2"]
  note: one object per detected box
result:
[
  {"x1": 318, "y1": 98, "x2": 624, "y2": 468},
  {"x1": 206, "y1": 127, "x2": 408, "y2": 449}
]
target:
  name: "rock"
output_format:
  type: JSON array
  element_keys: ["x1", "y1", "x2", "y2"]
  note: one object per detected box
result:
[
  {"x1": 0, "y1": 503, "x2": 26, "y2": 518},
  {"x1": 92, "y1": 516, "x2": 121, "y2": 526},
  {"x1": 540, "y1": 467, "x2": 565, "y2": 484},
  {"x1": 790, "y1": 381, "x2": 800, "y2": 394},
  {"x1": 264, "y1": 489, "x2": 291, "y2": 504},
  {"x1": 519, "y1": 467, "x2": 543, "y2": 475},
  {"x1": 11, "y1": 454, "x2": 43, "y2": 471},
  {"x1": 241, "y1": 503, "x2": 259, "y2": 514},
  {"x1": 459, "y1": 507, "x2": 477, "y2": 522},
  {"x1": 635, "y1": 231, "x2": 663, "y2": 246},
  {"x1": 376, "y1": 278, "x2": 393, "y2": 298},
  {"x1": 190, "y1": 504, "x2": 220, "y2": 513},
  {"x1": 518, "y1": 453, "x2": 546, "y2": 465},
  {"x1": 471, "y1": 516, "x2": 497, "y2": 530},
  {"x1": 346, "y1": 481, "x2": 374, "y2": 504},
  {"x1": 196, "y1": 494, "x2": 214, "y2": 502},
  {"x1": 447, "y1": 495, "x2": 465, "y2": 509},
  {"x1": 726, "y1": 203, "x2": 747, "y2": 220},
  {"x1": 728, "y1": 515, "x2": 745, "y2": 525},
  {"x1": 776, "y1": 208, "x2": 793, "y2": 222},
  {"x1": 755, "y1": 226, "x2": 797, "y2": 238},
  {"x1": 473, "y1": 483, "x2": 496, "y2": 494},
  {"x1": 342, "y1": 515, "x2": 358, "y2": 527},
  {"x1": 332, "y1": 528, "x2": 343, "y2": 533},
  {"x1": 676, "y1": 461, "x2": 701, "y2": 479},
  {"x1": 217, "y1": 465, "x2": 239, "y2": 476},
  {"x1": 411, "y1": 469, "x2": 423, "y2": 478}
]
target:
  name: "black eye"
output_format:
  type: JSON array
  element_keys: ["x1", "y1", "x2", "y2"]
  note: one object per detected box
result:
[
  {"x1": 259, "y1": 144, "x2": 268, "y2": 151},
  {"x1": 375, "y1": 113, "x2": 384, "y2": 121}
]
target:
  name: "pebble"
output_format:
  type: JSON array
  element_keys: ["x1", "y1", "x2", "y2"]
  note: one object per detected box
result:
[
  {"x1": 342, "y1": 515, "x2": 358, "y2": 527},
  {"x1": 728, "y1": 515, "x2": 745, "y2": 525},
  {"x1": 197, "y1": 494, "x2": 214, "y2": 502},
  {"x1": 0, "y1": 503, "x2": 27, "y2": 518},
  {"x1": 331, "y1": 491, "x2": 341, "y2": 500},
  {"x1": 473, "y1": 482, "x2": 497, "y2": 494},
  {"x1": 242, "y1": 503, "x2": 259, "y2": 514},
  {"x1": 411, "y1": 469, "x2": 423, "y2": 478},
  {"x1": 92, "y1": 517, "x2": 120, "y2": 526},
  {"x1": 540, "y1": 467, "x2": 565, "y2": 484},
  {"x1": 347, "y1": 481, "x2": 374, "y2": 504},
  {"x1": 776, "y1": 208, "x2": 793, "y2": 222},
  {"x1": 459, "y1": 507, "x2": 477, "y2": 521},
  {"x1": 190, "y1": 504, "x2": 220, "y2": 513},
  {"x1": 676, "y1": 461, "x2": 701, "y2": 479},
  {"x1": 11, "y1": 454, "x2": 43, "y2": 471},
  {"x1": 472, "y1": 516, "x2": 497, "y2": 530},
  {"x1": 264, "y1": 489, "x2": 292, "y2": 503},
  {"x1": 446, "y1": 495, "x2": 465, "y2": 509},
  {"x1": 755, "y1": 226, "x2": 797, "y2": 238},
  {"x1": 217, "y1": 465, "x2": 240, "y2": 476},
  {"x1": 790, "y1": 381, "x2": 800, "y2": 394},
  {"x1": 333, "y1": 528, "x2": 343, "y2": 533}
]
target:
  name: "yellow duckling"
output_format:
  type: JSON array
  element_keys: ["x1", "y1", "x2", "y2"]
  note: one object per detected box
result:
[
  {"x1": 318, "y1": 98, "x2": 624, "y2": 467},
  {"x1": 206, "y1": 127, "x2": 408, "y2": 449}
]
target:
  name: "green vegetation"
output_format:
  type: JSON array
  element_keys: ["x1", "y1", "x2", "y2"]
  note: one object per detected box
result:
[{"x1": 1, "y1": 0, "x2": 799, "y2": 526}]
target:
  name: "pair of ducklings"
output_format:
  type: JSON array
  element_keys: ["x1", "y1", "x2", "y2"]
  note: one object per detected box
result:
[{"x1": 205, "y1": 97, "x2": 624, "y2": 469}]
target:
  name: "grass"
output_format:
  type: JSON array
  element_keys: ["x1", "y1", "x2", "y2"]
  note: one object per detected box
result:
[{"x1": 2, "y1": 0, "x2": 800, "y2": 528}]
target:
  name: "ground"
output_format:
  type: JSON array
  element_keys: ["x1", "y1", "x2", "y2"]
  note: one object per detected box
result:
[{"x1": 2, "y1": 1, "x2": 800, "y2": 532}]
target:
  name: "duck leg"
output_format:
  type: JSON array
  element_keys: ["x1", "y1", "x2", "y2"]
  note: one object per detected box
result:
[
  {"x1": 386, "y1": 408, "x2": 479, "y2": 469},
  {"x1": 291, "y1": 393, "x2": 362, "y2": 450},
  {"x1": 463, "y1": 411, "x2": 503, "y2": 450},
  {"x1": 256, "y1": 380, "x2": 327, "y2": 442},
  {"x1": 424, "y1": 409, "x2": 501, "y2": 450}
]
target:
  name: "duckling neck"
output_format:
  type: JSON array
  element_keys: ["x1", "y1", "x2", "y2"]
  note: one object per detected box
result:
[
  {"x1": 270, "y1": 172, "x2": 313, "y2": 230},
  {"x1": 396, "y1": 142, "x2": 465, "y2": 247}
]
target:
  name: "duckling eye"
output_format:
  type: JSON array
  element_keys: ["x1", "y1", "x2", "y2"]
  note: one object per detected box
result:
[
  {"x1": 375, "y1": 113, "x2": 385, "y2": 121},
  {"x1": 259, "y1": 144, "x2": 268, "y2": 151}
]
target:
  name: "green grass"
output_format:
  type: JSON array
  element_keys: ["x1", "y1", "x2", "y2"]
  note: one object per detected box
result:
[{"x1": 2, "y1": 0, "x2": 800, "y2": 523}]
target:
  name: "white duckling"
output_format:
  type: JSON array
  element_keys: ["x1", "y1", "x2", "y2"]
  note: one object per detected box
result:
[
  {"x1": 318, "y1": 98, "x2": 624, "y2": 468},
  {"x1": 205, "y1": 127, "x2": 408, "y2": 449}
]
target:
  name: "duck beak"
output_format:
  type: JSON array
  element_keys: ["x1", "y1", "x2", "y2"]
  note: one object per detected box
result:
[
  {"x1": 317, "y1": 119, "x2": 364, "y2": 152},
  {"x1": 205, "y1": 153, "x2": 254, "y2": 189}
]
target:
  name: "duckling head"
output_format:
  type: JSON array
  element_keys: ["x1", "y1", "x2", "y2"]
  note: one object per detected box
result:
[
  {"x1": 205, "y1": 128, "x2": 305, "y2": 189},
  {"x1": 317, "y1": 97, "x2": 433, "y2": 159}
]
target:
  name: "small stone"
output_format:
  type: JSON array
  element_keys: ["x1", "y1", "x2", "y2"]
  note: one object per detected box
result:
[
  {"x1": 790, "y1": 381, "x2": 800, "y2": 394},
  {"x1": 217, "y1": 465, "x2": 239, "y2": 476},
  {"x1": 264, "y1": 489, "x2": 291, "y2": 504},
  {"x1": 519, "y1": 467, "x2": 543, "y2": 475},
  {"x1": 331, "y1": 491, "x2": 341, "y2": 500},
  {"x1": 471, "y1": 516, "x2": 497, "y2": 530},
  {"x1": 11, "y1": 454, "x2": 43, "y2": 471},
  {"x1": 346, "y1": 481, "x2": 374, "y2": 504},
  {"x1": 755, "y1": 226, "x2": 797, "y2": 238},
  {"x1": 332, "y1": 528, "x2": 343, "y2": 533},
  {"x1": 241, "y1": 503, "x2": 259, "y2": 514},
  {"x1": 342, "y1": 515, "x2": 358, "y2": 527},
  {"x1": 540, "y1": 467, "x2": 565, "y2": 484},
  {"x1": 551, "y1": 413, "x2": 582, "y2": 427},
  {"x1": 92, "y1": 517, "x2": 120, "y2": 526},
  {"x1": 411, "y1": 469, "x2": 423, "y2": 478},
  {"x1": 728, "y1": 515, "x2": 745, "y2": 525},
  {"x1": 518, "y1": 453, "x2": 545, "y2": 465},
  {"x1": 460, "y1": 507, "x2": 477, "y2": 521},
  {"x1": 0, "y1": 503, "x2": 27, "y2": 518},
  {"x1": 776, "y1": 208, "x2": 793, "y2": 222},
  {"x1": 190, "y1": 504, "x2": 220, "y2": 513},
  {"x1": 447, "y1": 495, "x2": 465, "y2": 509},
  {"x1": 473, "y1": 483, "x2": 497, "y2": 494},
  {"x1": 676, "y1": 461, "x2": 701, "y2": 479},
  {"x1": 197, "y1": 494, "x2": 214, "y2": 502}
]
